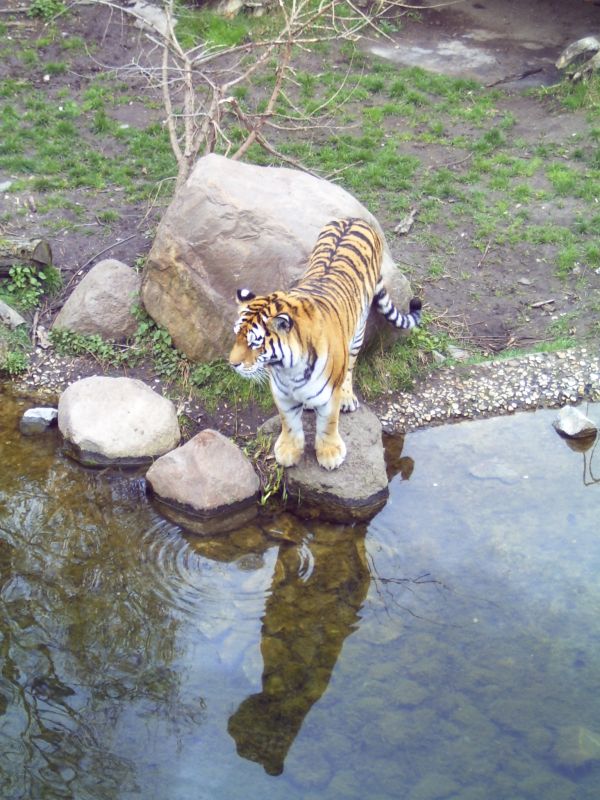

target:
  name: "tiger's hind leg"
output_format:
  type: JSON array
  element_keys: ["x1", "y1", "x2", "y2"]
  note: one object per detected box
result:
[
  {"x1": 340, "y1": 316, "x2": 367, "y2": 413},
  {"x1": 340, "y1": 353, "x2": 359, "y2": 412}
]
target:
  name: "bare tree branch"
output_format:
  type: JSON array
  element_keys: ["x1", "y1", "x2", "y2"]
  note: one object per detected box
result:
[{"x1": 81, "y1": 0, "x2": 459, "y2": 188}]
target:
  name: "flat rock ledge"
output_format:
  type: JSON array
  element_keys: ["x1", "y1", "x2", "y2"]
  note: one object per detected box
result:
[
  {"x1": 261, "y1": 406, "x2": 389, "y2": 523},
  {"x1": 146, "y1": 429, "x2": 260, "y2": 535},
  {"x1": 58, "y1": 375, "x2": 181, "y2": 467}
]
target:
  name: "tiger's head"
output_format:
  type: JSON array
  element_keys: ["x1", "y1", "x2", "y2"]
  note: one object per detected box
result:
[{"x1": 229, "y1": 288, "x2": 296, "y2": 380}]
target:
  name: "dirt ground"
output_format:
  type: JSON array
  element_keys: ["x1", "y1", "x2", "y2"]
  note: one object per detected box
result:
[{"x1": 1, "y1": 0, "x2": 599, "y2": 436}]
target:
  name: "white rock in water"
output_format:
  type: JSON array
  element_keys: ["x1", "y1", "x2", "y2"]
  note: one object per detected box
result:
[
  {"x1": 20, "y1": 407, "x2": 58, "y2": 435},
  {"x1": 552, "y1": 406, "x2": 597, "y2": 439}
]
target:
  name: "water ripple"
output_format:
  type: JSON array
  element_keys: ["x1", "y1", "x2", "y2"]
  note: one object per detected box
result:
[{"x1": 139, "y1": 518, "x2": 276, "y2": 627}]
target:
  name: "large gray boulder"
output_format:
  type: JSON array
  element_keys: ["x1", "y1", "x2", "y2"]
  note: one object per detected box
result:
[
  {"x1": 141, "y1": 153, "x2": 413, "y2": 362},
  {"x1": 53, "y1": 259, "x2": 141, "y2": 341},
  {"x1": 58, "y1": 376, "x2": 181, "y2": 466},
  {"x1": 261, "y1": 405, "x2": 389, "y2": 522},
  {"x1": 146, "y1": 429, "x2": 260, "y2": 534}
]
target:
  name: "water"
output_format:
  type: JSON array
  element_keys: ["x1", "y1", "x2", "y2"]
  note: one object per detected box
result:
[{"x1": 1, "y1": 391, "x2": 599, "y2": 800}]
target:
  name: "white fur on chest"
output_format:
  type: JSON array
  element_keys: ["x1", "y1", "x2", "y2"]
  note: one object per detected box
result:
[{"x1": 269, "y1": 352, "x2": 333, "y2": 409}]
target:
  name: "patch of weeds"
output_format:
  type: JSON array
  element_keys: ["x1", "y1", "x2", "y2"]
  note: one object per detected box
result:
[
  {"x1": 362, "y1": 75, "x2": 386, "y2": 94},
  {"x1": 232, "y1": 86, "x2": 249, "y2": 101},
  {"x1": 421, "y1": 167, "x2": 459, "y2": 200},
  {"x1": 427, "y1": 255, "x2": 446, "y2": 279},
  {"x1": 83, "y1": 84, "x2": 111, "y2": 111},
  {"x1": 50, "y1": 329, "x2": 126, "y2": 365},
  {"x1": 175, "y1": 7, "x2": 255, "y2": 49},
  {"x1": 388, "y1": 79, "x2": 429, "y2": 107},
  {"x1": 133, "y1": 309, "x2": 188, "y2": 382},
  {"x1": 296, "y1": 71, "x2": 316, "y2": 100},
  {"x1": 1, "y1": 263, "x2": 62, "y2": 311},
  {"x1": 189, "y1": 360, "x2": 273, "y2": 412},
  {"x1": 60, "y1": 36, "x2": 86, "y2": 52},
  {"x1": 403, "y1": 67, "x2": 479, "y2": 99},
  {"x1": 20, "y1": 49, "x2": 40, "y2": 68},
  {"x1": 0, "y1": 326, "x2": 31, "y2": 377},
  {"x1": 378, "y1": 19, "x2": 403, "y2": 35},
  {"x1": 547, "y1": 313, "x2": 578, "y2": 341},
  {"x1": 545, "y1": 75, "x2": 600, "y2": 116},
  {"x1": 91, "y1": 108, "x2": 114, "y2": 134},
  {"x1": 584, "y1": 240, "x2": 600, "y2": 267},
  {"x1": 0, "y1": 79, "x2": 30, "y2": 98},
  {"x1": 546, "y1": 163, "x2": 579, "y2": 195},
  {"x1": 28, "y1": 0, "x2": 66, "y2": 21},
  {"x1": 45, "y1": 61, "x2": 68, "y2": 76},
  {"x1": 512, "y1": 184, "x2": 535, "y2": 203},
  {"x1": 575, "y1": 212, "x2": 600, "y2": 235},
  {"x1": 556, "y1": 243, "x2": 580, "y2": 276},
  {"x1": 524, "y1": 224, "x2": 573, "y2": 246},
  {"x1": 356, "y1": 319, "x2": 446, "y2": 400},
  {"x1": 243, "y1": 432, "x2": 287, "y2": 507},
  {"x1": 472, "y1": 127, "x2": 506, "y2": 154},
  {"x1": 97, "y1": 209, "x2": 121, "y2": 224}
]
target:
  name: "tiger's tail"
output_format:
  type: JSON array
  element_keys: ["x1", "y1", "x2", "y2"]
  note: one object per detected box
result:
[{"x1": 374, "y1": 281, "x2": 422, "y2": 329}]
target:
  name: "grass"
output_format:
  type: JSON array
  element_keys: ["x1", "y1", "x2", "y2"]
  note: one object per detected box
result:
[
  {"x1": 356, "y1": 320, "x2": 448, "y2": 400},
  {"x1": 189, "y1": 361, "x2": 273, "y2": 413},
  {"x1": 1, "y1": 6, "x2": 599, "y2": 400},
  {"x1": 0, "y1": 326, "x2": 31, "y2": 377}
]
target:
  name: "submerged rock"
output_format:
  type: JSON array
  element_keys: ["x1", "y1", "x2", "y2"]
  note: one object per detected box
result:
[
  {"x1": 19, "y1": 407, "x2": 58, "y2": 435},
  {"x1": 553, "y1": 406, "x2": 597, "y2": 440},
  {"x1": 58, "y1": 376, "x2": 180, "y2": 467},
  {"x1": 146, "y1": 429, "x2": 260, "y2": 534},
  {"x1": 262, "y1": 406, "x2": 389, "y2": 523},
  {"x1": 551, "y1": 725, "x2": 600, "y2": 769}
]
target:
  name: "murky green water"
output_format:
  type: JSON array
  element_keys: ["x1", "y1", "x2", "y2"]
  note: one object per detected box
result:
[{"x1": 1, "y1": 391, "x2": 599, "y2": 800}]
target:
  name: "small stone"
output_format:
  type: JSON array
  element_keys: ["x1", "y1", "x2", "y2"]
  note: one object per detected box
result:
[
  {"x1": 447, "y1": 344, "x2": 470, "y2": 361},
  {"x1": 0, "y1": 298, "x2": 26, "y2": 329},
  {"x1": 20, "y1": 407, "x2": 58, "y2": 435},
  {"x1": 553, "y1": 406, "x2": 597, "y2": 440}
]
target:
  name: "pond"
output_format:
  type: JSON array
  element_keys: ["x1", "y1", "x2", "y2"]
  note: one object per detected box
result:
[{"x1": 1, "y1": 392, "x2": 599, "y2": 800}]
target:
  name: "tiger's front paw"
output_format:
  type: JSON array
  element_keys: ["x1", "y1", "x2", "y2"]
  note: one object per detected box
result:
[
  {"x1": 274, "y1": 432, "x2": 304, "y2": 467},
  {"x1": 340, "y1": 393, "x2": 359, "y2": 413},
  {"x1": 316, "y1": 436, "x2": 347, "y2": 470}
]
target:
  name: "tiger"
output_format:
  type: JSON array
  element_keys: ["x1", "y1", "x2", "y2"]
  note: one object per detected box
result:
[{"x1": 229, "y1": 217, "x2": 422, "y2": 470}]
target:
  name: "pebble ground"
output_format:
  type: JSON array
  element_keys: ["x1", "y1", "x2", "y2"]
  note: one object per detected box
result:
[{"x1": 378, "y1": 346, "x2": 600, "y2": 432}]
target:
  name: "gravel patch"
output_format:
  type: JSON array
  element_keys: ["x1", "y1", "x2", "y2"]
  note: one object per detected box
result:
[{"x1": 378, "y1": 346, "x2": 600, "y2": 432}]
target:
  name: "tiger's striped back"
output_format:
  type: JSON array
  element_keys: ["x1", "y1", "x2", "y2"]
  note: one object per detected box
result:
[{"x1": 290, "y1": 218, "x2": 382, "y2": 340}]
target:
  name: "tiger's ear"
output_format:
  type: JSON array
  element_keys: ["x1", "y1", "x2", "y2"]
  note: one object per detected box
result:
[
  {"x1": 269, "y1": 313, "x2": 293, "y2": 334},
  {"x1": 236, "y1": 288, "x2": 255, "y2": 303}
]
